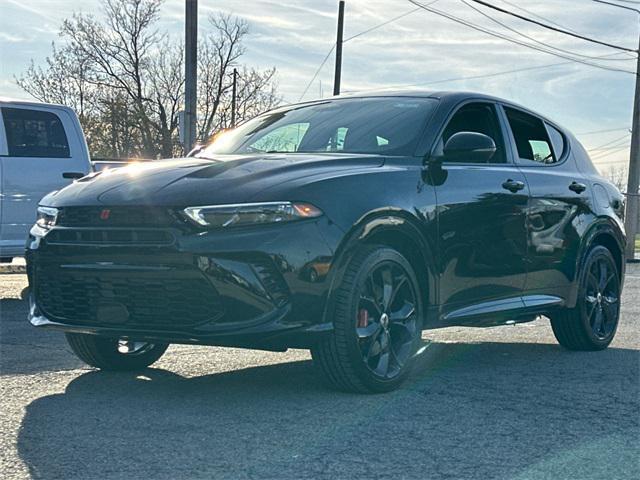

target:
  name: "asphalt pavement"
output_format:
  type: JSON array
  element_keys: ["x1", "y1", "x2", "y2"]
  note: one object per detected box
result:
[{"x1": 1, "y1": 266, "x2": 639, "y2": 480}]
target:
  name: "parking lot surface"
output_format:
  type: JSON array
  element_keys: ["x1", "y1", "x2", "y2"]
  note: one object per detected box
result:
[{"x1": 1, "y1": 267, "x2": 639, "y2": 479}]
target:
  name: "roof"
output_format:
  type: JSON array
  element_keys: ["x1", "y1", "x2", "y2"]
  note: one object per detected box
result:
[
  {"x1": 286, "y1": 89, "x2": 568, "y2": 134},
  {"x1": 0, "y1": 97, "x2": 72, "y2": 110},
  {"x1": 340, "y1": 89, "x2": 511, "y2": 104}
]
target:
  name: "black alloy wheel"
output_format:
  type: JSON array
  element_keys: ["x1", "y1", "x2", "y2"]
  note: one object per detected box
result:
[
  {"x1": 551, "y1": 245, "x2": 621, "y2": 350},
  {"x1": 583, "y1": 255, "x2": 620, "y2": 340},
  {"x1": 312, "y1": 245, "x2": 424, "y2": 393},
  {"x1": 356, "y1": 261, "x2": 419, "y2": 379}
]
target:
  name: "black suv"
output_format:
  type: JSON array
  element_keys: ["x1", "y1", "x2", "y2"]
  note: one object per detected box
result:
[{"x1": 27, "y1": 92, "x2": 626, "y2": 393}]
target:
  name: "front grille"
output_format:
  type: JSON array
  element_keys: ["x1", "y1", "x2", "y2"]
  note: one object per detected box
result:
[
  {"x1": 45, "y1": 229, "x2": 174, "y2": 246},
  {"x1": 57, "y1": 207, "x2": 179, "y2": 227},
  {"x1": 35, "y1": 267, "x2": 224, "y2": 329}
]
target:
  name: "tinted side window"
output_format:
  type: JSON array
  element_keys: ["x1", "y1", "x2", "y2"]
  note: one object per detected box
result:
[
  {"x1": 546, "y1": 123, "x2": 566, "y2": 159},
  {"x1": 2, "y1": 107, "x2": 70, "y2": 158},
  {"x1": 505, "y1": 107, "x2": 557, "y2": 164},
  {"x1": 442, "y1": 103, "x2": 506, "y2": 163}
]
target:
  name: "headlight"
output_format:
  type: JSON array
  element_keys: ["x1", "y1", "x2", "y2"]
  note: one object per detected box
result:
[
  {"x1": 183, "y1": 202, "x2": 323, "y2": 228},
  {"x1": 36, "y1": 206, "x2": 59, "y2": 229}
]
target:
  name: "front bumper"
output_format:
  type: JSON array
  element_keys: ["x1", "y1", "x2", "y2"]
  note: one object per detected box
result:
[{"x1": 27, "y1": 217, "x2": 342, "y2": 350}]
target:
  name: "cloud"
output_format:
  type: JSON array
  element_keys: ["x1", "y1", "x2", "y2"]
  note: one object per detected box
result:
[
  {"x1": 0, "y1": 32, "x2": 26, "y2": 43},
  {"x1": 0, "y1": 0, "x2": 634, "y2": 143}
]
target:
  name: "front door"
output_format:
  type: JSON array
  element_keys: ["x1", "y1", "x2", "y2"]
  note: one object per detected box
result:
[{"x1": 432, "y1": 102, "x2": 529, "y2": 320}]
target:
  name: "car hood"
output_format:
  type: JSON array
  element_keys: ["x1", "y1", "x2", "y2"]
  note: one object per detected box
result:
[{"x1": 42, "y1": 153, "x2": 385, "y2": 207}]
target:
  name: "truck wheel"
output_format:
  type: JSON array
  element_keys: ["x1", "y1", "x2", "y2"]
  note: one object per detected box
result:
[
  {"x1": 65, "y1": 333, "x2": 169, "y2": 371},
  {"x1": 550, "y1": 245, "x2": 621, "y2": 351},
  {"x1": 312, "y1": 245, "x2": 424, "y2": 393}
]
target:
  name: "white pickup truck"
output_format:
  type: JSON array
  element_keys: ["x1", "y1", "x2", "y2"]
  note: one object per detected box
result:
[{"x1": 0, "y1": 98, "x2": 129, "y2": 261}]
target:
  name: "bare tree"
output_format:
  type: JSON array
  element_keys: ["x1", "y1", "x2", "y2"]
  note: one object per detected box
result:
[
  {"x1": 60, "y1": 0, "x2": 164, "y2": 156},
  {"x1": 16, "y1": 0, "x2": 279, "y2": 159},
  {"x1": 17, "y1": 44, "x2": 98, "y2": 122},
  {"x1": 604, "y1": 165, "x2": 629, "y2": 192},
  {"x1": 148, "y1": 39, "x2": 184, "y2": 157},
  {"x1": 197, "y1": 14, "x2": 248, "y2": 140}
]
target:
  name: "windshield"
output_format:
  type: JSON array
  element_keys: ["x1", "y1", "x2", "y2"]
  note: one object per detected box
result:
[{"x1": 198, "y1": 97, "x2": 438, "y2": 157}]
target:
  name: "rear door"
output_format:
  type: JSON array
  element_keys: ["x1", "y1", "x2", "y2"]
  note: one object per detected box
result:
[
  {"x1": 501, "y1": 105, "x2": 588, "y2": 300},
  {"x1": 0, "y1": 105, "x2": 88, "y2": 255},
  {"x1": 433, "y1": 101, "x2": 529, "y2": 321}
]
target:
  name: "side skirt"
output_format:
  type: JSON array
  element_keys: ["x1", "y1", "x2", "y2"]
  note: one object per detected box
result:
[{"x1": 425, "y1": 295, "x2": 565, "y2": 329}]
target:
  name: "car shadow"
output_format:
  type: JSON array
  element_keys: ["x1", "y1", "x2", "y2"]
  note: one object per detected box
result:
[{"x1": 17, "y1": 341, "x2": 639, "y2": 479}]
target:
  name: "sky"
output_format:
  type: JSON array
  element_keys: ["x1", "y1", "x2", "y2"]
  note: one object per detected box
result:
[{"x1": 0, "y1": 0, "x2": 636, "y2": 174}]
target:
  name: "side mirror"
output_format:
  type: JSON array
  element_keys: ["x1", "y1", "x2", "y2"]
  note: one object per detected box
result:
[{"x1": 443, "y1": 131, "x2": 496, "y2": 163}]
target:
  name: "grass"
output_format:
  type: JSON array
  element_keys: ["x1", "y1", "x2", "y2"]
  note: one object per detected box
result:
[{"x1": 636, "y1": 235, "x2": 640, "y2": 253}]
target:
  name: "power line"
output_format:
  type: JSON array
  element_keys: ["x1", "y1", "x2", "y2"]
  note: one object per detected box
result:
[
  {"x1": 468, "y1": 0, "x2": 638, "y2": 53},
  {"x1": 592, "y1": 146, "x2": 632, "y2": 156},
  {"x1": 408, "y1": 0, "x2": 637, "y2": 75},
  {"x1": 594, "y1": 0, "x2": 640, "y2": 14},
  {"x1": 301, "y1": 0, "x2": 637, "y2": 102},
  {"x1": 505, "y1": 0, "x2": 635, "y2": 61},
  {"x1": 501, "y1": 0, "x2": 582, "y2": 33},
  {"x1": 578, "y1": 127, "x2": 631, "y2": 135},
  {"x1": 462, "y1": 0, "x2": 636, "y2": 62},
  {"x1": 342, "y1": 0, "x2": 440, "y2": 44},
  {"x1": 348, "y1": 52, "x2": 628, "y2": 93},
  {"x1": 343, "y1": 7, "x2": 422, "y2": 42},
  {"x1": 592, "y1": 145, "x2": 632, "y2": 160},
  {"x1": 589, "y1": 133, "x2": 633, "y2": 150},
  {"x1": 591, "y1": 140, "x2": 631, "y2": 158},
  {"x1": 299, "y1": 1, "x2": 437, "y2": 101},
  {"x1": 298, "y1": 46, "x2": 335, "y2": 101}
]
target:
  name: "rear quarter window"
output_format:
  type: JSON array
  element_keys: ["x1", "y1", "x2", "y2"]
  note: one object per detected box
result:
[
  {"x1": 545, "y1": 123, "x2": 566, "y2": 160},
  {"x1": 2, "y1": 107, "x2": 70, "y2": 158},
  {"x1": 504, "y1": 107, "x2": 559, "y2": 165}
]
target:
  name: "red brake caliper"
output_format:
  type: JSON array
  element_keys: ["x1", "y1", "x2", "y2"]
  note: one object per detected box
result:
[{"x1": 357, "y1": 308, "x2": 369, "y2": 328}]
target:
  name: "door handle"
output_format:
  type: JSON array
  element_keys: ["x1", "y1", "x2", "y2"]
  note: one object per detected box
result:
[
  {"x1": 569, "y1": 181, "x2": 587, "y2": 194},
  {"x1": 502, "y1": 179, "x2": 525, "y2": 193},
  {"x1": 63, "y1": 172, "x2": 85, "y2": 180}
]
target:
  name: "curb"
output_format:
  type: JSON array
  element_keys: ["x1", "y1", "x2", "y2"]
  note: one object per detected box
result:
[{"x1": 0, "y1": 265, "x2": 27, "y2": 274}]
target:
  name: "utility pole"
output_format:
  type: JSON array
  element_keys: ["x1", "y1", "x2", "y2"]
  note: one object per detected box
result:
[
  {"x1": 231, "y1": 68, "x2": 238, "y2": 128},
  {"x1": 595, "y1": 0, "x2": 640, "y2": 261},
  {"x1": 333, "y1": 0, "x2": 345, "y2": 96},
  {"x1": 184, "y1": 0, "x2": 198, "y2": 153},
  {"x1": 625, "y1": 31, "x2": 640, "y2": 261}
]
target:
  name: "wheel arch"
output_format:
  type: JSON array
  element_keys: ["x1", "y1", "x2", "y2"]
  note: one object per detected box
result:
[
  {"x1": 569, "y1": 218, "x2": 626, "y2": 306},
  {"x1": 579, "y1": 219, "x2": 625, "y2": 278},
  {"x1": 323, "y1": 209, "x2": 438, "y2": 327}
]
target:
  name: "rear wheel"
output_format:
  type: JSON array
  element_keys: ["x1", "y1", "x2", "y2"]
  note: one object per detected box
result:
[
  {"x1": 312, "y1": 245, "x2": 424, "y2": 393},
  {"x1": 65, "y1": 333, "x2": 169, "y2": 371},
  {"x1": 550, "y1": 245, "x2": 621, "y2": 351}
]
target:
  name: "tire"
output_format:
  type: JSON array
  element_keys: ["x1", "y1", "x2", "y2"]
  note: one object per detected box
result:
[
  {"x1": 309, "y1": 268, "x2": 319, "y2": 283},
  {"x1": 65, "y1": 333, "x2": 169, "y2": 371},
  {"x1": 311, "y1": 245, "x2": 424, "y2": 393},
  {"x1": 550, "y1": 245, "x2": 621, "y2": 351}
]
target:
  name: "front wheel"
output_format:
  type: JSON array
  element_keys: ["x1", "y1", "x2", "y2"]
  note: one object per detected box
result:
[
  {"x1": 65, "y1": 333, "x2": 169, "y2": 371},
  {"x1": 550, "y1": 245, "x2": 621, "y2": 351},
  {"x1": 312, "y1": 245, "x2": 424, "y2": 393}
]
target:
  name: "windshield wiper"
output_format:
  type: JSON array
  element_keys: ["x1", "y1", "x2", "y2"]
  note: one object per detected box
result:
[{"x1": 187, "y1": 145, "x2": 205, "y2": 157}]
